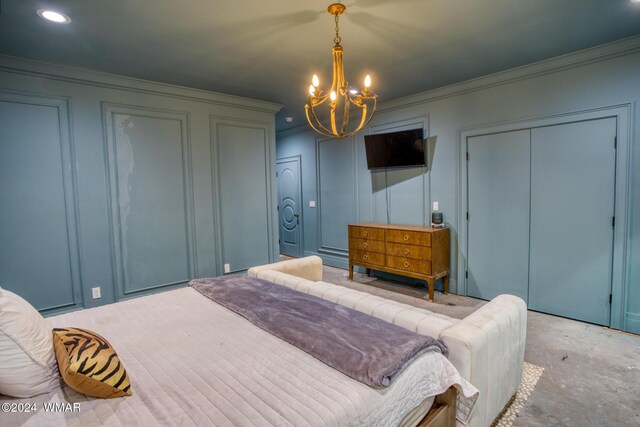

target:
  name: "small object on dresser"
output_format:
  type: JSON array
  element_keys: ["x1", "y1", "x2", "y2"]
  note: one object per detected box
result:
[{"x1": 431, "y1": 212, "x2": 444, "y2": 228}]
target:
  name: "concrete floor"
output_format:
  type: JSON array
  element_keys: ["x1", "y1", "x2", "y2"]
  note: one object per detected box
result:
[{"x1": 321, "y1": 265, "x2": 640, "y2": 427}]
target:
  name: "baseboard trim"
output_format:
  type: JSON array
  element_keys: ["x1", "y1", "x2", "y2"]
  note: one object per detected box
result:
[
  {"x1": 303, "y1": 250, "x2": 349, "y2": 270},
  {"x1": 625, "y1": 312, "x2": 640, "y2": 335}
]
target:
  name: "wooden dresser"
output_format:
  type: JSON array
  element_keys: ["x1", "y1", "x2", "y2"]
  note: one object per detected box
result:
[{"x1": 348, "y1": 223, "x2": 450, "y2": 302}]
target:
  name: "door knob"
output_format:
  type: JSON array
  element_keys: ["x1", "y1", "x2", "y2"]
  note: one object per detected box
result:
[{"x1": 293, "y1": 212, "x2": 299, "y2": 217}]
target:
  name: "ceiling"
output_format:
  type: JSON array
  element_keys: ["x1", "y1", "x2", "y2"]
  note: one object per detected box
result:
[{"x1": 1, "y1": 1, "x2": 640, "y2": 132}]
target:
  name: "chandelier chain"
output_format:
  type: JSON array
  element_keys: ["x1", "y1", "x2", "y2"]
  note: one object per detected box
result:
[{"x1": 334, "y1": 14, "x2": 341, "y2": 45}]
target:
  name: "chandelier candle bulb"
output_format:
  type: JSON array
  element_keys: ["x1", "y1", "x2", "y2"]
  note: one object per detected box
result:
[{"x1": 304, "y1": 2, "x2": 378, "y2": 141}]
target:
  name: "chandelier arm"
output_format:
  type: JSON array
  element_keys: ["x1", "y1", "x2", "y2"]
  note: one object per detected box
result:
[
  {"x1": 358, "y1": 98, "x2": 378, "y2": 131},
  {"x1": 306, "y1": 104, "x2": 337, "y2": 137},
  {"x1": 341, "y1": 93, "x2": 350, "y2": 135},
  {"x1": 306, "y1": 116, "x2": 336, "y2": 139},
  {"x1": 330, "y1": 104, "x2": 339, "y2": 136},
  {"x1": 311, "y1": 93, "x2": 332, "y2": 107},
  {"x1": 308, "y1": 111, "x2": 335, "y2": 138},
  {"x1": 347, "y1": 96, "x2": 364, "y2": 108},
  {"x1": 355, "y1": 103, "x2": 368, "y2": 133},
  {"x1": 336, "y1": 127, "x2": 364, "y2": 141}
]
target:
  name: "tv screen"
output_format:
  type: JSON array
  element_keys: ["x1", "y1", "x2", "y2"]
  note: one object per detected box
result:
[{"x1": 364, "y1": 128, "x2": 425, "y2": 169}]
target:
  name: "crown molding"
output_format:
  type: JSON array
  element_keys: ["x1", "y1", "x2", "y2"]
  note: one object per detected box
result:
[
  {"x1": 0, "y1": 54, "x2": 283, "y2": 114},
  {"x1": 377, "y1": 35, "x2": 640, "y2": 113},
  {"x1": 276, "y1": 122, "x2": 314, "y2": 139}
]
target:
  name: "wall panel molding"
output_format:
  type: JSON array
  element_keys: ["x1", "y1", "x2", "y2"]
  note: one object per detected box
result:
[
  {"x1": 365, "y1": 116, "x2": 430, "y2": 226},
  {"x1": 0, "y1": 91, "x2": 83, "y2": 313},
  {"x1": 315, "y1": 136, "x2": 357, "y2": 256},
  {"x1": 103, "y1": 103, "x2": 197, "y2": 298},
  {"x1": 210, "y1": 116, "x2": 276, "y2": 272}
]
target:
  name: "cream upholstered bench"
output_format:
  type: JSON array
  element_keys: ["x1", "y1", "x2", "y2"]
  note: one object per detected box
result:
[{"x1": 248, "y1": 256, "x2": 527, "y2": 427}]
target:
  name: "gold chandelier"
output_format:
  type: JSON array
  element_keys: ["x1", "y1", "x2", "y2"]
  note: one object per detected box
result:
[{"x1": 305, "y1": 3, "x2": 377, "y2": 141}]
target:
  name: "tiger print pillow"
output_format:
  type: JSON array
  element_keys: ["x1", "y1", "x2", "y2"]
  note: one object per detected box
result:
[{"x1": 52, "y1": 327, "x2": 132, "y2": 398}]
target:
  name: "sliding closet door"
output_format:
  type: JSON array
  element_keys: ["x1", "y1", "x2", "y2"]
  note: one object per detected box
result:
[
  {"x1": 467, "y1": 130, "x2": 530, "y2": 301},
  {"x1": 529, "y1": 118, "x2": 616, "y2": 325}
]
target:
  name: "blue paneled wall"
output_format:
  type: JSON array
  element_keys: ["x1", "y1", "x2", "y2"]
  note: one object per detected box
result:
[
  {"x1": 0, "y1": 55, "x2": 280, "y2": 315},
  {"x1": 276, "y1": 38, "x2": 640, "y2": 333}
]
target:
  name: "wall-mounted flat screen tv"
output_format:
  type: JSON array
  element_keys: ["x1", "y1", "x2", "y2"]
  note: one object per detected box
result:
[{"x1": 364, "y1": 128, "x2": 425, "y2": 169}]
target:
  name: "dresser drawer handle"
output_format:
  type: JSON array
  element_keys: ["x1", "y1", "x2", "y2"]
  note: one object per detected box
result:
[
  {"x1": 403, "y1": 261, "x2": 410, "y2": 268},
  {"x1": 362, "y1": 230, "x2": 368, "y2": 236},
  {"x1": 403, "y1": 248, "x2": 410, "y2": 255},
  {"x1": 362, "y1": 242, "x2": 368, "y2": 248},
  {"x1": 363, "y1": 254, "x2": 368, "y2": 260},
  {"x1": 403, "y1": 234, "x2": 409, "y2": 241}
]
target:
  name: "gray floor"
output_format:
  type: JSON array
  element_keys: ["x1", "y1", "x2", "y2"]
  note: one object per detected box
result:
[{"x1": 322, "y1": 266, "x2": 640, "y2": 427}]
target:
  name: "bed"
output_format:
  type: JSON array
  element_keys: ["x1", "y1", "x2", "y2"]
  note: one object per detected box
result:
[{"x1": 1, "y1": 283, "x2": 477, "y2": 426}]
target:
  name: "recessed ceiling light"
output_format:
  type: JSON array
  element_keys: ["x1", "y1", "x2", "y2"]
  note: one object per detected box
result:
[{"x1": 36, "y1": 9, "x2": 71, "y2": 24}]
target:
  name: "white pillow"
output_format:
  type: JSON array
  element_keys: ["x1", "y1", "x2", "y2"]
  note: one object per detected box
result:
[{"x1": 0, "y1": 287, "x2": 60, "y2": 397}]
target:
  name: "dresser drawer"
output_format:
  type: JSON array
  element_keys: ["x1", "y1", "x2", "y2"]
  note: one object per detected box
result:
[
  {"x1": 349, "y1": 238, "x2": 385, "y2": 253},
  {"x1": 386, "y1": 242, "x2": 431, "y2": 260},
  {"x1": 349, "y1": 226, "x2": 385, "y2": 241},
  {"x1": 387, "y1": 256, "x2": 431, "y2": 275},
  {"x1": 350, "y1": 250, "x2": 385, "y2": 266},
  {"x1": 385, "y1": 229, "x2": 431, "y2": 246}
]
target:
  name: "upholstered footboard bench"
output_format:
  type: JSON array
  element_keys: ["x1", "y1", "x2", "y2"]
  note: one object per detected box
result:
[{"x1": 248, "y1": 256, "x2": 527, "y2": 427}]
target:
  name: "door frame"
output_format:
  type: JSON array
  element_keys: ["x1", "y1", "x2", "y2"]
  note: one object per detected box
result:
[
  {"x1": 457, "y1": 103, "x2": 631, "y2": 330},
  {"x1": 276, "y1": 155, "x2": 304, "y2": 257}
]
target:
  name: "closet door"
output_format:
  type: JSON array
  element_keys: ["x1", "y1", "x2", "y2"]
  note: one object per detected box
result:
[
  {"x1": 467, "y1": 130, "x2": 530, "y2": 301},
  {"x1": 529, "y1": 118, "x2": 616, "y2": 325}
]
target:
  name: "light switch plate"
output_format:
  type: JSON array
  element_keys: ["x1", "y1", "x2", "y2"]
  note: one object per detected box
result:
[
  {"x1": 309, "y1": 200, "x2": 316, "y2": 208},
  {"x1": 224, "y1": 263, "x2": 230, "y2": 273},
  {"x1": 433, "y1": 201, "x2": 439, "y2": 211},
  {"x1": 92, "y1": 287, "x2": 101, "y2": 299}
]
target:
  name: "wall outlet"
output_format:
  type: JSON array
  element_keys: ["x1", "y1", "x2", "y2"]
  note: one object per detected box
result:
[
  {"x1": 309, "y1": 200, "x2": 316, "y2": 208},
  {"x1": 224, "y1": 263, "x2": 230, "y2": 273},
  {"x1": 91, "y1": 287, "x2": 101, "y2": 299},
  {"x1": 432, "y1": 201, "x2": 439, "y2": 211}
]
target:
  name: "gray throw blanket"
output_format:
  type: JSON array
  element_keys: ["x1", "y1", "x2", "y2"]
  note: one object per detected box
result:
[{"x1": 190, "y1": 275, "x2": 447, "y2": 389}]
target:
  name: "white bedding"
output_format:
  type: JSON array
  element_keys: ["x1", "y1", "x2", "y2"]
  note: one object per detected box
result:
[{"x1": 1, "y1": 287, "x2": 476, "y2": 426}]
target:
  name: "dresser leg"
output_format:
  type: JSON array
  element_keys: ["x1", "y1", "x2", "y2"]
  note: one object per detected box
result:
[
  {"x1": 348, "y1": 264, "x2": 353, "y2": 281},
  {"x1": 443, "y1": 275, "x2": 449, "y2": 295},
  {"x1": 426, "y1": 277, "x2": 435, "y2": 303},
  {"x1": 365, "y1": 268, "x2": 370, "y2": 277}
]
